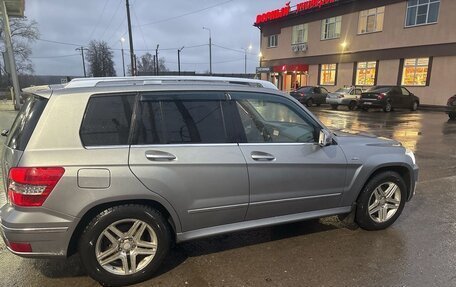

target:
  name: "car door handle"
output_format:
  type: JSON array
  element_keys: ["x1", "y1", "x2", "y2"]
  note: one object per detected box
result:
[
  {"x1": 145, "y1": 150, "x2": 176, "y2": 161},
  {"x1": 251, "y1": 151, "x2": 275, "y2": 161}
]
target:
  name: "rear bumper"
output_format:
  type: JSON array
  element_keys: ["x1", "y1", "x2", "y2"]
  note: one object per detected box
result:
[
  {"x1": 326, "y1": 98, "x2": 356, "y2": 105},
  {"x1": 358, "y1": 99, "x2": 385, "y2": 108},
  {"x1": 0, "y1": 204, "x2": 76, "y2": 258}
]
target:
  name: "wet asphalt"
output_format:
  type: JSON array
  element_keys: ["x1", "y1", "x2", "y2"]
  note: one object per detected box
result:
[{"x1": 0, "y1": 106, "x2": 455, "y2": 287}]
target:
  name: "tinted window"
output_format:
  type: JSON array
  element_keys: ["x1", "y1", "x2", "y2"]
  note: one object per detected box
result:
[
  {"x1": 297, "y1": 87, "x2": 314, "y2": 93},
  {"x1": 234, "y1": 95, "x2": 318, "y2": 143},
  {"x1": 366, "y1": 86, "x2": 392, "y2": 93},
  {"x1": 136, "y1": 99, "x2": 229, "y2": 144},
  {"x1": 6, "y1": 95, "x2": 48, "y2": 151},
  {"x1": 401, "y1": 87, "x2": 410, "y2": 95},
  {"x1": 80, "y1": 95, "x2": 135, "y2": 146},
  {"x1": 320, "y1": 87, "x2": 329, "y2": 93}
]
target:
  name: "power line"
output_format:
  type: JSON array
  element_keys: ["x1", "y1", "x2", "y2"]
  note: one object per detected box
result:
[
  {"x1": 99, "y1": 0, "x2": 124, "y2": 39},
  {"x1": 132, "y1": 4, "x2": 149, "y2": 52},
  {"x1": 31, "y1": 54, "x2": 80, "y2": 59},
  {"x1": 87, "y1": 0, "x2": 110, "y2": 41},
  {"x1": 37, "y1": 38, "x2": 81, "y2": 47}
]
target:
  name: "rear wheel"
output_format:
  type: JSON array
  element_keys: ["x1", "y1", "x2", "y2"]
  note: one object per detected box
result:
[
  {"x1": 449, "y1": 112, "x2": 456, "y2": 120},
  {"x1": 78, "y1": 205, "x2": 171, "y2": 287},
  {"x1": 331, "y1": 104, "x2": 338, "y2": 110},
  {"x1": 348, "y1": 101, "x2": 357, "y2": 111},
  {"x1": 362, "y1": 107, "x2": 369, "y2": 112},
  {"x1": 411, "y1": 101, "x2": 419, "y2": 111},
  {"x1": 383, "y1": 101, "x2": 392, "y2": 112},
  {"x1": 306, "y1": 98, "x2": 313, "y2": 107},
  {"x1": 355, "y1": 171, "x2": 406, "y2": 230}
]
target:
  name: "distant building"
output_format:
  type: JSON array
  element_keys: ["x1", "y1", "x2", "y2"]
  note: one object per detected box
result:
[{"x1": 255, "y1": 0, "x2": 454, "y2": 106}]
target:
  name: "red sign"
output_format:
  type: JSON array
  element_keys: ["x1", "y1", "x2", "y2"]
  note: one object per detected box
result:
[
  {"x1": 255, "y1": 0, "x2": 336, "y2": 25},
  {"x1": 272, "y1": 64, "x2": 309, "y2": 73}
]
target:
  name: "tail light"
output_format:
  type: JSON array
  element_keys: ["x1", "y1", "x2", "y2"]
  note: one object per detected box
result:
[
  {"x1": 7, "y1": 167, "x2": 65, "y2": 207},
  {"x1": 377, "y1": 93, "x2": 386, "y2": 100},
  {"x1": 8, "y1": 242, "x2": 32, "y2": 252}
]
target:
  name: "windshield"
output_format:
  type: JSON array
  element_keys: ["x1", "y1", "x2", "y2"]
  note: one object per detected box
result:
[
  {"x1": 297, "y1": 87, "x2": 313, "y2": 93},
  {"x1": 335, "y1": 88, "x2": 351, "y2": 93}
]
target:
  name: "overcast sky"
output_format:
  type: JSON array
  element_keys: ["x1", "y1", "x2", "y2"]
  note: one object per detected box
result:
[{"x1": 24, "y1": 0, "x2": 282, "y2": 76}]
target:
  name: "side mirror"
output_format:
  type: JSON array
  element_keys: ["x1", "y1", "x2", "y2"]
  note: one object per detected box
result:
[
  {"x1": 1, "y1": 129, "x2": 9, "y2": 137},
  {"x1": 318, "y1": 129, "x2": 332, "y2": 147}
]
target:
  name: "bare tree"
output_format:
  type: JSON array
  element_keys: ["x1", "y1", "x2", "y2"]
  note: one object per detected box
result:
[
  {"x1": 86, "y1": 40, "x2": 116, "y2": 77},
  {"x1": 0, "y1": 17, "x2": 39, "y2": 75},
  {"x1": 136, "y1": 52, "x2": 168, "y2": 74}
]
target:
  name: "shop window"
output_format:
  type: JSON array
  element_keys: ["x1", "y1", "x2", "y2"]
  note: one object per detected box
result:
[
  {"x1": 406, "y1": 0, "x2": 440, "y2": 27},
  {"x1": 358, "y1": 7, "x2": 385, "y2": 34},
  {"x1": 356, "y1": 61, "x2": 377, "y2": 86},
  {"x1": 321, "y1": 16, "x2": 341, "y2": 40},
  {"x1": 319, "y1": 64, "x2": 337, "y2": 86},
  {"x1": 401, "y1": 58, "x2": 430, "y2": 86},
  {"x1": 268, "y1": 35, "x2": 278, "y2": 48},
  {"x1": 292, "y1": 24, "x2": 308, "y2": 44}
]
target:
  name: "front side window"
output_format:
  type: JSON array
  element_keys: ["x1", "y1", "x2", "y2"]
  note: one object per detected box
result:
[
  {"x1": 234, "y1": 95, "x2": 317, "y2": 143},
  {"x1": 356, "y1": 61, "x2": 377, "y2": 86},
  {"x1": 292, "y1": 24, "x2": 308, "y2": 44},
  {"x1": 358, "y1": 6, "x2": 385, "y2": 34},
  {"x1": 401, "y1": 58, "x2": 430, "y2": 86},
  {"x1": 80, "y1": 95, "x2": 135, "y2": 146},
  {"x1": 406, "y1": 0, "x2": 440, "y2": 27},
  {"x1": 319, "y1": 64, "x2": 337, "y2": 85},
  {"x1": 268, "y1": 35, "x2": 278, "y2": 48},
  {"x1": 136, "y1": 98, "x2": 229, "y2": 144},
  {"x1": 321, "y1": 16, "x2": 341, "y2": 40}
]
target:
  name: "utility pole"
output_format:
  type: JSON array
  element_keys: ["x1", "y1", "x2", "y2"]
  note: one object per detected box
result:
[
  {"x1": 120, "y1": 37, "x2": 126, "y2": 76},
  {"x1": 155, "y1": 44, "x2": 159, "y2": 76},
  {"x1": 153, "y1": 54, "x2": 156, "y2": 75},
  {"x1": 126, "y1": 0, "x2": 135, "y2": 76},
  {"x1": 75, "y1": 46, "x2": 87, "y2": 77},
  {"x1": 177, "y1": 46, "x2": 184, "y2": 76},
  {"x1": 1, "y1": 0, "x2": 21, "y2": 109},
  {"x1": 203, "y1": 27, "x2": 212, "y2": 75},
  {"x1": 243, "y1": 44, "x2": 253, "y2": 74}
]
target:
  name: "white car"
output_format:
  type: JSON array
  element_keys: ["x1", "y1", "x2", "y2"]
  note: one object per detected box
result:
[{"x1": 326, "y1": 87, "x2": 364, "y2": 110}]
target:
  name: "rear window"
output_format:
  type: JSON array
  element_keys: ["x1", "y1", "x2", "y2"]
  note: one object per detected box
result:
[
  {"x1": 366, "y1": 86, "x2": 392, "y2": 93},
  {"x1": 6, "y1": 95, "x2": 48, "y2": 151},
  {"x1": 135, "y1": 98, "x2": 229, "y2": 145},
  {"x1": 80, "y1": 95, "x2": 135, "y2": 146}
]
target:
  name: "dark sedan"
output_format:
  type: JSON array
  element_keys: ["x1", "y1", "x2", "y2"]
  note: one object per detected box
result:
[
  {"x1": 447, "y1": 95, "x2": 456, "y2": 120},
  {"x1": 358, "y1": 86, "x2": 420, "y2": 112},
  {"x1": 290, "y1": 86, "x2": 328, "y2": 107}
]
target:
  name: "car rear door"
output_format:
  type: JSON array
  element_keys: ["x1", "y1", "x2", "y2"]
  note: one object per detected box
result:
[
  {"x1": 400, "y1": 87, "x2": 412, "y2": 108},
  {"x1": 389, "y1": 87, "x2": 402, "y2": 108},
  {"x1": 230, "y1": 91, "x2": 347, "y2": 220},
  {"x1": 128, "y1": 91, "x2": 249, "y2": 232}
]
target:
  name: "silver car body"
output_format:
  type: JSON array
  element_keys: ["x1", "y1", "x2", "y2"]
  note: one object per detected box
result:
[
  {"x1": 1, "y1": 77, "x2": 418, "y2": 258},
  {"x1": 326, "y1": 87, "x2": 364, "y2": 106}
]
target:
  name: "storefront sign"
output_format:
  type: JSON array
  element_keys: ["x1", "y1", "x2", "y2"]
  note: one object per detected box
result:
[
  {"x1": 272, "y1": 64, "x2": 309, "y2": 73},
  {"x1": 256, "y1": 67, "x2": 272, "y2": 73},
  {"x1": 255, "y1": 0, "x2": 336, "y2": 25}
]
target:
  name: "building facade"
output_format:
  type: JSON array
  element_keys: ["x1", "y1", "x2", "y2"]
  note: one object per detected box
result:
[{"x1": 255, "y1": 0, "x2": 455, "y2": 106}]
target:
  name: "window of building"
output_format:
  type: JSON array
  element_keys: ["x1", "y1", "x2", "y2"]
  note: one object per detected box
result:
[
  {"x1": 292, "y1": 24, "x2": 308, "y2": 44},
  {"x1": 358, "y1": 7, "x2": 385, "y2": 34},
  {"x1": 80, "y1": 95, "x2": 135, "y2": 146},
  {"x1": 267, "y1": 35, "x2": 278, "y2": 48},
  {"x1": 319, "y1": 64, "x2": 337, "y2": 85},
  {"x1": 356, "y1": 61, "x2": 377, "y2": 86},
  {"x1": 401, "y1": 58, "x2": 430, "y2": 86},
  {"x1": 136, "y1": 99, "x2": 229, "y2": 144},
  {"x1": 406, "y1": 0, "x2": 440, "y2": 27},
  {"x1": 321, "y1": 16, "x2": 341, "y2": 40}
]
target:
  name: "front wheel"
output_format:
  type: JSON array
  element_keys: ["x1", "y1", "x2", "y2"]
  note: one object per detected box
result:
[
  {"x1": 306, "y1": 98, "x2": 313, "y2": 107},
  {"x1": 78, "y1": 205, "x2": 171, "y2": 287},
  {"x1": 355, "y1": 171, "x2": 407, "y2": 230},
  {"x1": 411, "y1": 101, "x2": 419, "y2": 111}
]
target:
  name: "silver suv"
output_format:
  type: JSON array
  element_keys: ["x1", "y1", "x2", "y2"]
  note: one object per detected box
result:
[{"x1": 1, "y1": 77, "x2": 418, "y2": 286}]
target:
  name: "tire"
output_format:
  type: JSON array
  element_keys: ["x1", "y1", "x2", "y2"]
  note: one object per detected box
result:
[
  {"x1": 361, "y1": 107, "x2": 369, "y2": 112},
  {"x1": 355, "y1": 171, "x2": 407, "y2": 231},
  {"x1": 348, "y1": 101, "x2": 357, "y2": 111},
  {"x1": 411, "y1": 101, "x2": 419, "y2": 111},
  {"x1": 78, "y1": 205, "x2": 171, "y2": 287},
  {"x1": 316, "y1": 103, "x2": 321, "y2": 107},
  {"x1": 449, "y1": 112, "x2": 456, "y2": 120},
  {"x1": 383, "y1": 101, "x2": 392, "y2": 112},
  {"x1": 331, "y1": 104, "x2": 338, "y2": 110},
  {"x1": 306, "y1": 98, "x2": 313, "y2": 107}
]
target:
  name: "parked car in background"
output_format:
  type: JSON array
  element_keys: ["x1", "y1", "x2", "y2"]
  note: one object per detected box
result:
[
  {"x1": 290, "y1": 86, "x2": 329, "y2": 107},
  {"x1": 358, "y1": 86, "x2": 420, "y2": 112},
  {"x1": 447, "y1": 95, "x2": 456, "y2": 120},
  {"x1": 326, "y1": 86, "x2": 364, "y2": 110}
]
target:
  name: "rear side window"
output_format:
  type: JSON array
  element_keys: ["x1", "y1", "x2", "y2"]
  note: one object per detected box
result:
[
  {"x1": 135, "y1": 98, "x2": 229, "y2": 144},
  {"x1": 80, "y1": 95, "x2": 135, "y2": 146},
  {"x1": 6, "y1": 95, "x2": 48, "y2": 151}
]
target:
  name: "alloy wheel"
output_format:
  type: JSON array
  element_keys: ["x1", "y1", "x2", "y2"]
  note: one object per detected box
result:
[{"x1": 368, "y1": 182, "x2": 401, "y2": 223}]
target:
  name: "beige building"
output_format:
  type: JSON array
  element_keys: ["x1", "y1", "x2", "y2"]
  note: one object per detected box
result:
[{"x1": 255, "y1": 0, "x2": 455, "y2": 106}]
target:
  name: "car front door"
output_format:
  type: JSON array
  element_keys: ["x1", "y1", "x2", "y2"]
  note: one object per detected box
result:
[
  {"x1": 128, "y1": 92, "x2": 249, "y2": 232},
  {"x1": 400, "y1": 87, "x2": 412, "y2": 108},
  {"x1": 230, "y1": 92, "x2": 347, "y2": 220},
  {"x1": 319, "y1": 87, "x2": 329, "y2": 104}
]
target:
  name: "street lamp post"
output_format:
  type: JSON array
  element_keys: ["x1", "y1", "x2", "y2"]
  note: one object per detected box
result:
[
  {"x1": 155, "y1": 44, "x2": 159, "y2": 76},
  {"x1": 203, "y1": 27, "x2": 212, "y2": 75},
  {"x1": 120, "y1": 37, "x2": 126, "y2": 77},
  {"x1": 178, "y1": 46, "x2": 184, "y2": 76},
  {"x1": 243, "y1": 44, "x2": 253, "y2": 74}
]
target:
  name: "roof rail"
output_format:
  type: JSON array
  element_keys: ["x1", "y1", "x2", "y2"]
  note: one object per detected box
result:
[{"x1": 65, "y1": 76, "x2": 278, "y2": 90}]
